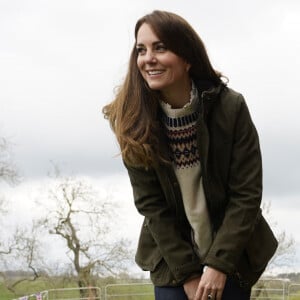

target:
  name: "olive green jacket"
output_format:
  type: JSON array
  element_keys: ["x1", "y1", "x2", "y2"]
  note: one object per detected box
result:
[{"x1": 125, "y1": 82, "x2": 278, "y2": 288}]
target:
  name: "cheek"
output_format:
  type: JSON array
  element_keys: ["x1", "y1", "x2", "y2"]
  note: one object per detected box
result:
[
  {"x1": 136, "y1": 59, "x2": 147, "y2": 81},
  {"x1": 174, "y1": 62, "x2": 189, "y2": 78},
  {"x1": 136, "y1": 57, "x2": 144, "y2": 72}
]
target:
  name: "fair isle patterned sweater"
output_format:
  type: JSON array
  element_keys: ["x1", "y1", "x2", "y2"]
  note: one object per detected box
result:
[{"x1": 159, "y1": 82, "x2": 212, "y2": 259}]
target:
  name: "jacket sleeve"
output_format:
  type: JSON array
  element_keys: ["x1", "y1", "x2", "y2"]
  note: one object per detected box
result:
[
  {"x1": 125, "y1": 163, "x2": 203, "y2": 283},
  {"x1": 204, "y1": 94, "x2": 263, "y2": 274}
]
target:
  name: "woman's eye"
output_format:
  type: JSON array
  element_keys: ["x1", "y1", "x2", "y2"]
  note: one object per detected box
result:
[
  {"x1": 136, "y1": 47, "x2": 146, "y2": 55},
  {"x1": 156, "y1": 44, "x2": 167, "y2": 52}
]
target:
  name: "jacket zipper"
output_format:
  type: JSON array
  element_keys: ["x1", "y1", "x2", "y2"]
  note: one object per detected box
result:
[{"x1": 198, "y1": 91, "x2": 216, "y2": 235}]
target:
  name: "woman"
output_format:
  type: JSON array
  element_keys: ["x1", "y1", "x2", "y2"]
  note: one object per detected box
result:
[{"x1": 103, "y1": 10, "x2": 277, "y2": 300}]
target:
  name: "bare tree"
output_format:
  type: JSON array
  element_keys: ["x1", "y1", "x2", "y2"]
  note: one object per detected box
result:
[
  {"x1": 262, "y1": 201, "x2": 295, "y2": 272},
  {"x1": 0, "y1": 136, "x2": 19, "y2": 185},
  {"x1": 0, "y1": 136, "x2": 43, "y2": 296},
  {"x1": 39, "y1": 173, "x2": 132, "y2": 298},
  {"x1": 0, "y1": 136, "x2": 18, "y2": 216},
  {"x1": 251, "y1": 201, "x2": 295, "y2": 299},
  {"x1": 0, "y1": 222, "x2": 44, "y2": 295},
  {"x1": 0, "y1": 135, "x2": 19, "y2": 259}
]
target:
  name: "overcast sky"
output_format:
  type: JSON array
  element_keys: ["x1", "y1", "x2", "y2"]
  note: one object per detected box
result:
[{"x1": 1, "y1": 0, "x2": 300, "y2": 273}]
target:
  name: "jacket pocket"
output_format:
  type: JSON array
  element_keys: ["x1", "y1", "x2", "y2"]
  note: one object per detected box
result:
[
  {"x1": 135, "y1": 219, "x2": 162, "y2": 271},
  {"x1": 245, "y1": 215, "x2": 278, "y2": 272}
]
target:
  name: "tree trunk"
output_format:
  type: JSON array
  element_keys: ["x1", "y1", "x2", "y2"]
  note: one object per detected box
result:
[{"x1": 77, "y1": 271, "x2": 98, "y2": 299}]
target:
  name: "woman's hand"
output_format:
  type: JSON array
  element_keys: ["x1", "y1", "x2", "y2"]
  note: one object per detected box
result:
[
  {"x1": 183, "y1": 276, "x2": 201, "y2": 300},
  {"x1": 194, "y1": 267, "x2": 227, "y2": 300}
]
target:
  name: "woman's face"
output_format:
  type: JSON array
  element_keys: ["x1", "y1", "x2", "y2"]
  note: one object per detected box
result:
[{"x1": 136, "y1": 23, "x2": 190, "y2": 96}]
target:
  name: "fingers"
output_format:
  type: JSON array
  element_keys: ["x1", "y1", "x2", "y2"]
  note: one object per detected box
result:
[
  {"x1": 194, "y1": 283, "x2": 218, "y2": 300},
  {"x1": 193, "y1": 267, "x2": 226, "y2": 300},
  {"x1": 195, "y1": 284, "x2": 224, "y2": 300},
  {"x1": 183, "y1": 276, "x2": 201, "y2": 300}
]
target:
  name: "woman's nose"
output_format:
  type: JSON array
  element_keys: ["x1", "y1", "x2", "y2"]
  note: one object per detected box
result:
[{"x1": 144, "y1": 51, "x2": 157, "y2": 63}]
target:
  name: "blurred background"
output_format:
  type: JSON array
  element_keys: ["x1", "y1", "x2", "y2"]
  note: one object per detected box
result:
[{"x1": 0, "y1": 0, "x2": 299, "y2": 297}]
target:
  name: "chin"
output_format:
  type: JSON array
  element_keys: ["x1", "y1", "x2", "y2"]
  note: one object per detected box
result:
[{"x1": 147, "y1": 82, "x2": 166, "y2": 91}]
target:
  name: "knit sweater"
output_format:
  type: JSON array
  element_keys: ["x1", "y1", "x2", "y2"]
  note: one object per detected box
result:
[{"x1": 159, "y1": 82, "x2": 212, "y2": 259}]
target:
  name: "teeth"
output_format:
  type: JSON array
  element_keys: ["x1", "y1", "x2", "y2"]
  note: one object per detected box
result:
[{"x1": 148, "y1": 70, "x2": 163, "y2": 75}]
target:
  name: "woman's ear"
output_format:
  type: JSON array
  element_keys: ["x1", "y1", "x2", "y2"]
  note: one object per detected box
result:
[{"x1": 186, "y1": 63, "x2": 191, "y2": 72}]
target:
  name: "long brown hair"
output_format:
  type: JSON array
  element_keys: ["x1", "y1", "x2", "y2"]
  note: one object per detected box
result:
[{"x1": 103, "y1": 10, "x2": 222, "y2": 167}]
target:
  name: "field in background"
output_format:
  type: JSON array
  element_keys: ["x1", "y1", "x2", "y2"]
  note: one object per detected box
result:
[{"x1": 1, "y1": 278, "x2": 300, "y2": 300}]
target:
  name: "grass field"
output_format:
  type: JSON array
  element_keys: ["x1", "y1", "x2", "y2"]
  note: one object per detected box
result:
[
  {"x1": 0, "y1": 284, "x2": 14, "y2": 300},
  {"x1": 104, "y1": 283, "x2": 154, "y2": 300},
  {"x1": 0, "y1": 278, "x2": 58, "y2": 300},
  {"x1": 0, "y1": 279, "x2": 155, "y2": 300},
  {"x1": 2, "y1": 279, "x2": 300, "y2": 300}
]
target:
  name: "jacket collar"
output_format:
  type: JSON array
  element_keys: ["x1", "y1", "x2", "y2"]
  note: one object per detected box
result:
[
  {"x1": 193, "y1": 79, "x2": 225, "y2": 118},
  {"x1": 194, "y1": 79, "x2": 225, "y2": 100}
]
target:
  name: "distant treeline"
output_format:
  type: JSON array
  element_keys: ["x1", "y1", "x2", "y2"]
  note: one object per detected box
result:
[
  {"x1": 2, "y1": 270, "x2": 300, "y2": 282},
  {"x1": 0, "y1": 270, "x2": 148, "y2": 285},
  {"x1": 276, "y1": 272, "x2": 300, "y2": 282},
  {"x1": 1, "y1": 270, "x2": 48, "y2": 278}
]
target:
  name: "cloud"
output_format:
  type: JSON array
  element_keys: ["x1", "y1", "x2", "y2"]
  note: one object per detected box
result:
[{"x1": 1, "y1": 1, "x2": 299, "y2": 191}]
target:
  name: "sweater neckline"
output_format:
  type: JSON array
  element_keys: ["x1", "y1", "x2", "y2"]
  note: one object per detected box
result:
[{"x1": 159, "y1": 81, "x2": 199, "y2": 119}]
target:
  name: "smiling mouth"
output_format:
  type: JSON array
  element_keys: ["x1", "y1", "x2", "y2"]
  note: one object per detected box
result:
[{"x1": 146, "y1": 70, "x2": 164, "y2": 76}]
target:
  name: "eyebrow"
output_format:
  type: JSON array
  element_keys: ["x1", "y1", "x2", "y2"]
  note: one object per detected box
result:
[{"x1": 136, "y1": 41, "x2": 164, "y2": 47}]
